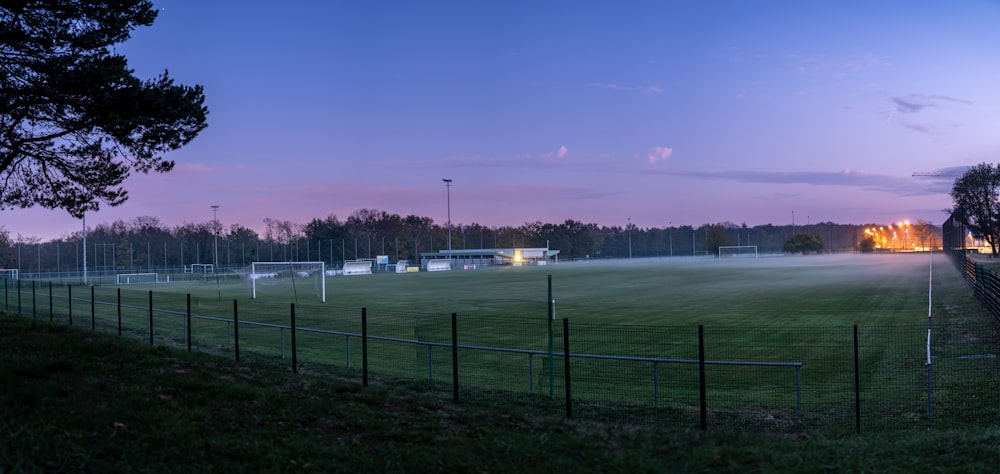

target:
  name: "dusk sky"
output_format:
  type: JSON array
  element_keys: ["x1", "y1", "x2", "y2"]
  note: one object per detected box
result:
[{"x1": 5, "y1": 0, "x2": 1000, "y2": 241}]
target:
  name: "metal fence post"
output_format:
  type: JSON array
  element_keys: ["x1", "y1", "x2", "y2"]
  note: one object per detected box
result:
[
  {"x1": 451, "y1": 312, "x2": 459, "y2": 402},
  {"x1": 854, "y1": 324, "x2": 861, "y2": 434},
  {"x1": 548, "y1": 274, "x2": 554, "y2": 399},
  {"x1": 68, "y1": 285, "x2": 73, "y2": 326},
  {"x1": 362, "y1": 307, "x2": 368, "y2": 387},
  {"x1": 147, "y1": 290, "x2": 153, "y2": 346},
  {"x1": 90, "y1": 286, "x2": 95, "y2": 331},
  {"x1": 290, "y1": 303, "x2": 298, "y2": 374},
  {"x1": 186, "y1": 294, "x2": 192, "y2": 352},
  {"x1": 48, "y1": 281, "x2": 53, "y2": 322},
  {"x1": 31, "y1": 280, "x2": 36, "y2": 319},
  {"x1": 653, "y1": 361, "x2": 659, "y2": 408},
  {"x1": 233, "y1": 299, "x2": 240, "y2": 362},
  {"x1": 699, "y1": 324, "x2": 707, "y2": 430},
  {"x1": 563, "y1": 317, "x2": 572, "y2": 419},
  {"x1": 117, "y1": 288, "x2": 122, "y2": 336}
]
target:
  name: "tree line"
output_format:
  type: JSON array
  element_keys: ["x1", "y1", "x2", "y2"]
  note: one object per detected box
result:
[{"x1": 0, "y1": 209, "x2": 939, "y2": 276}]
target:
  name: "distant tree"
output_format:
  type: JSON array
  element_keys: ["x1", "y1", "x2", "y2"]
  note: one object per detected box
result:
[
  {"x1": 0, "y1": 1, "x2": 208, "y2": 218},
  {"x1": 784, "y1": 233, "x2": 824, "y2": 254},
  {"x1": 704, "y1": 224, "x2": 731, "y2": 255},
  {"x1": 950, "y1": 163, "x2": 1000, "y2": 256},
  {"x1": 403, "y1": 214, "x2": 434, "y2": 262},
  {"x1": 0, "y1": 225, "x2": 12, "y2": 267},
  {"x1": 860, "y1": 236, "x2": 876, "y2": 253},
  {"x1": 910, "y1": 219, "x2": 940, "y2": 251}
]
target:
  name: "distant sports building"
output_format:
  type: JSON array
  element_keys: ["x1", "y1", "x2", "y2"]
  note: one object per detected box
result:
[{"x1": 420, "y1": 247, "x2": 559, "y2": 269}]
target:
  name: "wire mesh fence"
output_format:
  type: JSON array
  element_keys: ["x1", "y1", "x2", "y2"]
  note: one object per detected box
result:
[{"x1": 2, "y1": 277, "x2": 998, "y2": 434}]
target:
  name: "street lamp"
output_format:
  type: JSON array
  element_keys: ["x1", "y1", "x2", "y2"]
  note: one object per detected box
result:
[
  {"x1": 211, "y1": 205, "x2": 219, "y2": 269},
  {"x1": 442, "y1": 179, "x2": 452, "y2": 265}
]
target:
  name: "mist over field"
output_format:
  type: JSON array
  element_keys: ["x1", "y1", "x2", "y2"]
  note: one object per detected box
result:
[{"x1": 318, "y1": 253, "x2": 937, "y2": 327}]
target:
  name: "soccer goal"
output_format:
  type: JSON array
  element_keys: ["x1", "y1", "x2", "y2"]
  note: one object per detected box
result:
[
  {"x1": 238, "y1": 261, "x2": 326, "y2": 303},
  {"x1": 718, "y1": 245, "x2": 758, "y2": 259},
  {"x1": 187, "y1": 263, "x2": 214, "y2": 274},
  {"x1": 116, "y1": 273, "x2": 160, "y2": 285},
  {"x1": 0, "y1": 269, "x2": 18, "y2": 280}
]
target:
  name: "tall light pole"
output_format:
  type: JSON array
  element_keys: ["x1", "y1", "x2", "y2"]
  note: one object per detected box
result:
[
  {"x1": 627, "y1": 217, "x2": 632, "y2": 259},
  {"x1": 442, "y1": 179, "x2": 452, "y2": 265},
  {"x1": 668, "y1": 221, "x2": 673, "y2": 258},
  {"x1": 211, "y1": 205, "x2": 219, "y2": 269}
]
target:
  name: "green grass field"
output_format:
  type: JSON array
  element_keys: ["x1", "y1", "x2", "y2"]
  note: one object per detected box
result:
[{"x1": 6, "y1": 252, "x2": 998, "y2": 432}]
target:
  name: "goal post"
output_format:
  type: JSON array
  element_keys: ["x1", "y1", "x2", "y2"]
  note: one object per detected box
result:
[
  {"x1": 238, "y1": 261, "x2": 326, "y2": 303},
  {"x1": 187, "y1": 263, "x2": 214, "y2": 274},
  {"x1": 116, "y1": 273, "x2": 160, "y2": 285},
  {"x1": 718, "y1": 245, "x2": 758, "y2": 259},
  {"x1": 0, "y1": 269, "x2": 18, "y2": 280}
]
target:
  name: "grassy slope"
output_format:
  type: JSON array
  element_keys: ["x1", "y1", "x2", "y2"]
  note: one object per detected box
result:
[{"x1": 2, "y1": 315, "x2": 1000, "y2": 473}]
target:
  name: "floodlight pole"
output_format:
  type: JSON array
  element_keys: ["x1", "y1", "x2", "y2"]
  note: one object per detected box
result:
[
  {"x1": 627, "y1": 217, "x2": 632, "y2": 259},
  {"x1": 443, "y1": 179, "x2": 452, "y2": 265},
  {"x1": 211, "y1": 205, "x2": 220, "y2": 269}
]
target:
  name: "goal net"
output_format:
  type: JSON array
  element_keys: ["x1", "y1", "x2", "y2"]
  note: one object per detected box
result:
[
  {"x1": 0, "y1": 269, "x2": 17, "y2": 280},
  {"x1": 718, "y1": 245, "x2": 758, "y2": 259},
  {"x1": 116, "y1": 273, "x2": 160, "y2": 285},
  {"x1": 187, "y1": 263, "x2": 214, "y2": 273},
  {"x1": 238, "y1": 261, "x2": 326, "y2": 303}
]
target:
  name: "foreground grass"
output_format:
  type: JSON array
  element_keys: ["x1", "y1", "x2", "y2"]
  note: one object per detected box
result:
[{"x1": 3, "y1": 315, "x2": 1000, "y2": 472}]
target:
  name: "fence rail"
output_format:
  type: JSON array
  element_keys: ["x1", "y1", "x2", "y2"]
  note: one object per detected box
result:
[{"x1": 2, "y1": 274, "x2": 998, "y2": 434}]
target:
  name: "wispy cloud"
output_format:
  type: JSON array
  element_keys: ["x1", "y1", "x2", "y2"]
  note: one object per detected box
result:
[
  {"x1": 589, "y1": 82, "x2": 662, "y2": 94},
  {"x1": 647, "y1": 147, "x2": 673, "y2": 164},
  {"x1": 890, "y1": 93, "x2": 972, "y2": 114},
  {"x1": 840, "y1": 53, "x2": 884, "y2": 73},
  {"x1": 638, "y1": 167, "x2": 942, "y2": 196},
  {"x1": 474, "y1": 184, "x2": 623, "y2": 203},
  {"x1": 453, "y1": 146, "x2": 571, "y2": 167},
  {"x1": 887, "y1": 93, "x2": 972, "y2": 137},
  {"x1": 785, "y1": 52, "x2": 886, "y2": 76}
]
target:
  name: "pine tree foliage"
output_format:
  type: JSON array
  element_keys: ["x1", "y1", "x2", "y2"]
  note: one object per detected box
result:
[{"x1": 0, "y1": 0, "x2": 208, "y2": 218}]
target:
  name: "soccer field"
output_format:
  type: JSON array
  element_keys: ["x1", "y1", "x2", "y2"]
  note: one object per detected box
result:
[
  {"x1": 18, "y1": 251, "x2": 987, "y2": 432},
  {"x1": 319, "y1": 252, "x2": 936, "y2": 326},
  {"x1": 87, "y1": 252, "x2": 939, "y2": 331}
]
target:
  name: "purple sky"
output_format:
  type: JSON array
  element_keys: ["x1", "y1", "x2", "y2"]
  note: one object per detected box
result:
[{"x1": 5, "y1": 1, "x2": 1000, "y2": 241}]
